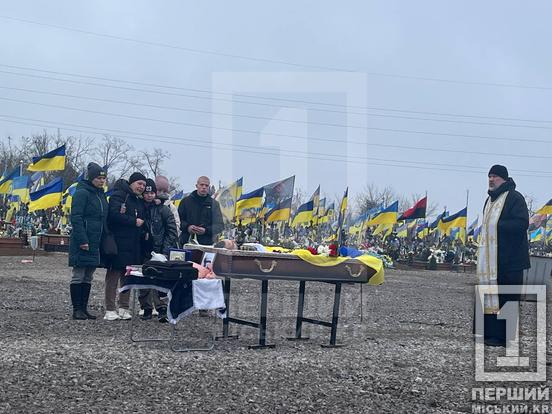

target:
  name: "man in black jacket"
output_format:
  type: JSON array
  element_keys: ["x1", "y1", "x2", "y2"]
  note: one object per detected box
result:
[
  {"x1": 476, "y1": 164, "x2": 530, "y2": 347},
  {"x1": 178, "y1": 176, "x2": 224, "y2": 246}
]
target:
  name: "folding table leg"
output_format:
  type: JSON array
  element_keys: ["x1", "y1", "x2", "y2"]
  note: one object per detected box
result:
[
  {"x1": 216, "y1": 277, "x2": 238, "y2": 341},
  {"x1": 249, "y1": 279, "x2": 275, "y2": 349},
  {"x1": 287, "y1": 280, "x2": 310, "y2": 341},
  {"x1": 322, "y1": 283, "x2": 344, "y2": 348}
]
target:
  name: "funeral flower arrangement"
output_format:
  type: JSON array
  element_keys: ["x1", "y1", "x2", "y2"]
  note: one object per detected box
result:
[{"x1": 428, "y1": 248, "x2": 446, "y2": 264}]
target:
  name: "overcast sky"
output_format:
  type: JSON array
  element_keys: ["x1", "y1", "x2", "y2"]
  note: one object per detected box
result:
[{"x1": 1, "y1": 1, "x2": 551, "y2": 223}]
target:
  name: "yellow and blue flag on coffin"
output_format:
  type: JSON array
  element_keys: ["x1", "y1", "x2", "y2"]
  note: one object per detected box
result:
[
  {"x1": 0, "y1": 166, "x2": 21, "y2": 194},
  {"x1": 27, "y1": 145, "x2": 66, "y2": 172},
  {"x1": 265, "y1": 197, "x2": 292, "y2": 223},
  {"x1": 438, "y1": 207, "x2": 467, "y2": 234},
  {"x1": 236, "y1": 187, "x2": 264, "y2": 216},
  {"x1": 215, "y1": 177, "x2": 243, "y2": 222},
  {"x1": 291, "y1": 200, "x2": 314, "y2": 227},
  {"x1": 29, "y1": 177, "x2": 63, "y2": 212},
  {"x1": 11, "y1": 176, "x2": 30, "y2": 203},
  {"x1": 537, "y1": 199, "x2": 552, "y2": 215},
  {"x1": 366, "y1": 201, "x2": 398, "y2": 226},
  {"x1": 529, "y1": 227, "x2": 543, "y2": 242}
]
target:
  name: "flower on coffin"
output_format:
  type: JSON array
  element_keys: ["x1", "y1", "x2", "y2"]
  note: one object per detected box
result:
[
  {"x1": 317, "y1": 245, "x2": 330, "y2": 256},
  {"x1": 306, "y1": 246, "x2": 318, "y2": 255},
  {"x1": 328, "y1": 244, "x2": 338, "y2": 257}
]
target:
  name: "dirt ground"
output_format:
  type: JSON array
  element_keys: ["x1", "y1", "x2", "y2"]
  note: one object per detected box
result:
[{"x1": 0, "y1": 253, "x2": 550, "y2": 413}]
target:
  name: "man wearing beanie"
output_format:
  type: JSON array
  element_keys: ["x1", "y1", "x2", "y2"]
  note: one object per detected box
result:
[
  {"x1": 178, "y1": 176, "x2": 223, "y2": 245},
  {"x1": 104, "y1": 171, "x2": 146, "y2": 321},
  {"x1": 138, "y1": 178, "x2": 178, "y2": 321},
  {"x1": 475, "y1": 164, "x2": 530, "y2": 347},
  {"x1": 68, "y1": 163, "x2": 108, "y2": 320}
]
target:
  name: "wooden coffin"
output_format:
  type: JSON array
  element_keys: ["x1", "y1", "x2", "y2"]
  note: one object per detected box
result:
[{"x1": 184, "y1": 245, "x2": 377, "y2": 283}]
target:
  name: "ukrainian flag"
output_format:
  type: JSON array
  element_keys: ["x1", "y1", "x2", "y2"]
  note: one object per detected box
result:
[
  {"x1": 537, "y1": 199, "x2": 552, "y2": 215},
  {"x1": 27, "y1": 145, "x2": 66, "y2": 172},
  {"x1": 310, "y1": 185, "x2": 320, "y2": 216},
  {"x1": 529, "y1": 227, "x2": 543, "y2": 242},
  {"x1": 438, "y1": 207, "x2": 467, "y2": 234},
  {"x1": 319, "y1": 202, "x2": 334, "y2": 224},
  {"x1": 29, "y1": 177, "x2": 63, "y2": 212},
  {"x1": 366, "y1": 201, "x2": 398, "y2": 226},
  {"x1": 373, "y1": 223, "x2": 393, "y2": 238},
  {"x1": 215, "y1": 177, "x2": 243, "y2": 221},
  {"x1": 396, "y1": 222, "x2": 408, "y2": 238},
  {"x1": 291, "y1": 200, "x2": 314, "y2": 227},
  {"x1": 0, "y1": 166, "x2": 21, "y2": 194},
  {"x1": 236, "y1": 187, "x2": 264, "y2": 215},
  {"x1": 11, "y1": 176, "x2": 30, "y2": 203},
  {"x1": 265, "y1": 197, "x2": 292, "y2": 223},
  {"x1": 546, "y1": 228, "x2": 552, "y2": 243},
  {"x1": 416, "y1": 221, "x2": 429, "y2": 239},
  {"x1": 171, "y1": 190, "x2": 185, "y2": 208},
  {"x1": 336, "y1": 188, "x2": 348, "y2": 232}
]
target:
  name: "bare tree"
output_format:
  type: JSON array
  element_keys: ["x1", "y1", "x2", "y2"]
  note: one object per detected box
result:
[{"x1": 141, "y1": 148, "x2": 170, "y2": 177}]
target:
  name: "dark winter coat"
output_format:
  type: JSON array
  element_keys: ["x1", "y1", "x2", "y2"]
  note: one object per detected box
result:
[
  {"x1": 107, "y1": 179, "x2": 146, "y2": 270},
  {"x1": 486, "y1": 178, "x2": 530, "y2": 274},
  {"x1": 178, "y1": 190, "x2": 224, "y2": 245},
  {"x1": 143, "y1": 202, "x2": 178, "y2": 257},
  {"x1": 69, "y1": 180, "x2": 109, "y2": 268}
]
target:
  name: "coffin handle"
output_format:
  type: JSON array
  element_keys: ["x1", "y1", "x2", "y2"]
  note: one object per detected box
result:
[
  {"x1": 254, "y1": 259, "x2": 277, "y2": 273},
  {"x1": 345, "y1": 264, "x2": 364, "y2": 278}
]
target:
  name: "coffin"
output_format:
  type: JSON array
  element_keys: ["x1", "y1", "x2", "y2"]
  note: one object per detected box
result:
[{"x1": 184, "y1": 245, "x2": 379, "y2": 284}]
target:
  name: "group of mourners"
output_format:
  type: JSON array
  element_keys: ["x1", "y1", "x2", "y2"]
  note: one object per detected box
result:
[{"x1": 68, "y1": 162, "x2": 224, "y2": 322}]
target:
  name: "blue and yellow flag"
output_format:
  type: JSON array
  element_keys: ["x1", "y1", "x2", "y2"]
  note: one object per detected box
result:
[
  {"x1": 438, "y1": 207, "x2": 467, "y2": 234},
  {"x1": 27, "y1": 145, "x2": 66, "y2": 172},
  {"x1": 366, "y1": 201, "x2": 398, "y2": 226},
  {"x1": 11, "y1": 176, "x2": 30, "y2": 203},
  {"x1": 171, "y1": 190, "x2": 186, "y2": 208},
  {"x1": 416, "y1": 221, "x2": 429, "y2": 239},
  {"x1": 529, "y1": 227, "x2": 543, "y2": 242},
  {"x1": 396, "y1": 221, "x2": 408, "y2": 238},
  {"x1": 537, "y1": 199, "x2": 552, "y2": 216},
  {"x1": 29, "y1": 177, "x2": 63, "y2": 212},
  {"x1": 265, "y1": 197, "x2": 292, "y2": 223},
  {"x1": 319, "y1": 202, "x2": 334, "y2": 224},
  {"x1": 291, "y1": 200, "x2": 314, "y2": 227},
  {"x1": 236, "y1": 187, "x2": 264, "y2": 216},
  {"x1": 310, "y1": 185, "x2": 320, "y2": 216},
  {"x1": 0, "y1": 166, "x2": 21, "y2": 194},
  {"x1": 215, "y1": 177, "x2": 243, "y2": 222}
]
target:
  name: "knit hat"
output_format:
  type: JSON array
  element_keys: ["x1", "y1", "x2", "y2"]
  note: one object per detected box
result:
[
  {"x1": 86, "y1": 162, "x2": 107, "y2": 180},
  {"x1": 144, "y1": 178, "x2": 157, "y2": 194},
  {"x1": 488, "y1": 165, "x2": 509, "y2": 180},
  {"x1": 128, "y1": 172, "x2": 147, "y2": 185}
]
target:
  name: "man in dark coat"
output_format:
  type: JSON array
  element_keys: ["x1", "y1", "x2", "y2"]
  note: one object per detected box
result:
[
  {"x1": 476, "y1": 164, "x2": 530, "y2": 347},
  {"x1": 69, "y1": 163, "x2": 108, "y2": 320},
  {"x1": 178, "y1": 176, "x2": 224, "y2": 246},
  {"x1": 139, "y1": 178, "x2": 178, "y2": 321},
  {"x1": 104, "y1": 172, "x2": 146, "y2": 321}
]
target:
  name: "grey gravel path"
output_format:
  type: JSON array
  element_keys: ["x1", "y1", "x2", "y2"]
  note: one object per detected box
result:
[{"x1": 0, "y1": 254, "x2": 550, "y2": 413}]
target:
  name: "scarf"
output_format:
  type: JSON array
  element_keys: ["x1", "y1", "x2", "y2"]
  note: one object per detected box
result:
[{"x1": 477, "y1": 191, "x2": 508, "y2": 314}]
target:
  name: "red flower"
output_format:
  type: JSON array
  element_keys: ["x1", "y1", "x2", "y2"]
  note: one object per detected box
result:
[
  {"x1": 328, "y1": 244, "x2": 338, "y2": 257},
  {"x1": 306, "y1": 246, "x2": 318, "y2": 255}
]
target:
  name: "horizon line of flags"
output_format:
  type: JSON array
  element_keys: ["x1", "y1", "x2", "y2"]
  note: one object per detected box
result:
[{"x1": 2, "y1": 145, "x2": 552, "y2": 244}]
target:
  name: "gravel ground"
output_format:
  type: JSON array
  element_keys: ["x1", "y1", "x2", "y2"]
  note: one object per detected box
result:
[{"x1": 0, "y1": 254, "x2": 550, "y2": 413}]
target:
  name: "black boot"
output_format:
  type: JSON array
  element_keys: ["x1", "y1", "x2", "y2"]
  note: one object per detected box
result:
[
  {"x1": 81, "y1": 283, "x2": 97, "y2": 320},
  {"x1": 70, "y1": 284, "x2": 87, "y2": 320},
  {"x1": 141, "y1": 308, "x2": 153, "y2": 320},
  {"x1": 157, "y1": 307, "x2": 168, "y2": 323}
]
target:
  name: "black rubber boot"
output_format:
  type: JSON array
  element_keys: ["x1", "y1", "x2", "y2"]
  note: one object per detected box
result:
[
  {"x1": 141, "y1": 308, "x2": 153, "y2": 320},
  {"x1": 81, "y1": 283, "x2": 97, "y2": 320},
  {"x1": 70, "y1": 284, "x2": 87, "y2": 320}
]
